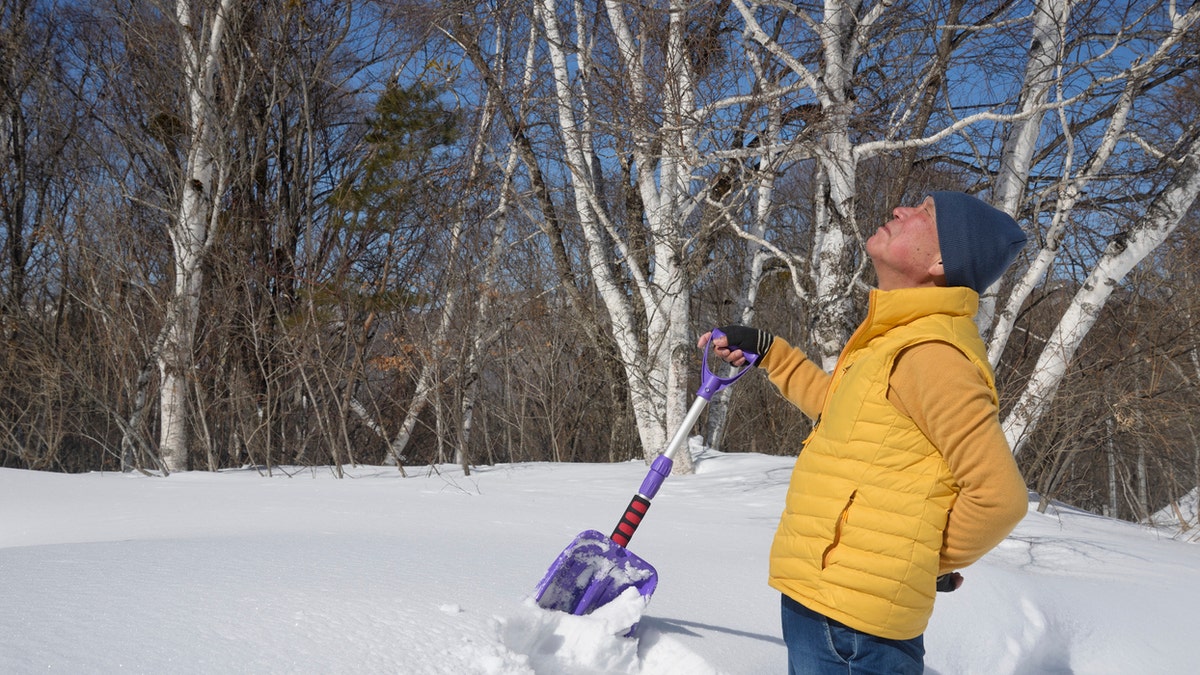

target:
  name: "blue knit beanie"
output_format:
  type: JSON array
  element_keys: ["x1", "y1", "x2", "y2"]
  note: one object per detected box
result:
[{"x1": 932, "y1": 191, "x2": 1027, "y2": 293}]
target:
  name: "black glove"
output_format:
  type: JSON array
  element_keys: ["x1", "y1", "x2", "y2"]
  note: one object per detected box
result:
[
  {"x1": 936, "y1": 572, "x2": 962, "y2": 592},
  {"x1": 717, "y1": 325, "x2": 774, "y2": 366}
]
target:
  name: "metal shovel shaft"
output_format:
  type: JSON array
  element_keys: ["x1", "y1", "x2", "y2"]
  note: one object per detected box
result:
[{"x1": 610, "y1": 394, "x2": 708, "y2": 547}]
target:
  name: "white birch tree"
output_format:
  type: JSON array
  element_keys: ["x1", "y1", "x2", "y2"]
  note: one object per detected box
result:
[
  {"x1": 377, "y1": 16, "x2": 531, "y2": 470},
  {"x1": 987, "y1": 2, "x2": 1200, "y2": 365},
  {"x1": 701, "y1": 54, "x2": 790, "y2": 451},
  {"x1": 731, "y1": 0, "x2": 885, "y2": 369},
  {"x1": 980, "y1": 0, "x2": 1071, "y2": 344},
  {"x1": 529, "y1": 0, "x2": 702, "y2": 468},
  {"x1": 1003, "y1": 133, "x2": 1200, "y2": 456},
  {"x1": 157, "y1": 0, "x2": 236, "y2": 472}
]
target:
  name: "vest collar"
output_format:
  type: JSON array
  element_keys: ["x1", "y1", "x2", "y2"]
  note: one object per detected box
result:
[{"x1": 855, "y1": 286, "x2": 979, "y2": 345}]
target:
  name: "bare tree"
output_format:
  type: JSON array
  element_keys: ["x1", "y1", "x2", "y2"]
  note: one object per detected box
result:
[
  {"x1": 1, "y1": 0, "x2": 96, "y2": 469},
  {"x1": 988, "y1": 3, "x2": 1200, "y2": 365},
  {"x1": 1004, "y1": 133, "x2": 1200, "y2": 455},
  {"x1": 151, "y1": 0, "x2": 237, "y2": 472},
  {"x1": 982, "y1": 0, "x2": 1071, "y2": 341},
  {"x1": 707, "y1": 2, "x2": 1200, "y2": 474}
]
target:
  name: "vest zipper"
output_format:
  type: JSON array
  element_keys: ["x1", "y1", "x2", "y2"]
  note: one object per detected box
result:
[
  {"x1": 821, "y1": 490, "x2": 856, "y2": 569},
  {"x1": 818, "y1": 291, "x2": 878, "y2": 415}
]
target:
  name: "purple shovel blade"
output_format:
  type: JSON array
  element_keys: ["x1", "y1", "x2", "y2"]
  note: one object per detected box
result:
[{"x1": 534, "y1": 529, "x2": 658, "y2": 617}]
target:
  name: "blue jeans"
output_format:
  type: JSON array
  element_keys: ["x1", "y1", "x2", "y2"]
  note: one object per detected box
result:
[{"x1": 781, "y1": 594, "x2": 924, "y2": 674}]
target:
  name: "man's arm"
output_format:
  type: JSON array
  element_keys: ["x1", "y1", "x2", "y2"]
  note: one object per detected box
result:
[
  {"x1": 889, "y1": 342, "x2": 1028, "y2": 573},
  {"x1": 759, "y1": 337, "x2": 832, "y2": 421}
]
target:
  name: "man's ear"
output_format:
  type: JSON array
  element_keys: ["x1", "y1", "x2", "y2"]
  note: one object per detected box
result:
[{"x1": 929, "y1": 259, "x2": 947, "y2": 285}]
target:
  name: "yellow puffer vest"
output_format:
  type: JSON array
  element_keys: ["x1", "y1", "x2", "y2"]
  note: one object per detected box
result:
[{"x1": 768, "y1": 287, "x2": 996, "y2": 641}]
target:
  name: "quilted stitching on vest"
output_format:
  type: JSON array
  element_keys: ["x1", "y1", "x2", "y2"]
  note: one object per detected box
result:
[{"x1": 768, "y1": 287, "x2": 995, "y2": 640}]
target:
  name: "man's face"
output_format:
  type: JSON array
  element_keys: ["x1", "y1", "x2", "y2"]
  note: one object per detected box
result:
[{"x1": 866, "y1": 196, "x2": 945, "y2": 290}]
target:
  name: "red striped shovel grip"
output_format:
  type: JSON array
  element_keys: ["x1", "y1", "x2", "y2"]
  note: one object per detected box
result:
[{"x1": 611, "y1": 494, "x2": 652, "y2": 547}]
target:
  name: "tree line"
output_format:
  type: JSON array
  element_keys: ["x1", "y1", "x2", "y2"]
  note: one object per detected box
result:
[{"x1": 2, "y1": 0, "x2": 1199, "y2": 526}]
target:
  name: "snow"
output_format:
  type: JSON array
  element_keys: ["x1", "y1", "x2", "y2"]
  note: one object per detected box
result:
[
  {"x1": 2, "y1": 444, "x2": 1198, "y2": 674},
  {"x1": 1150, "y1": 487, "x2": 1199, "y2": 536}
]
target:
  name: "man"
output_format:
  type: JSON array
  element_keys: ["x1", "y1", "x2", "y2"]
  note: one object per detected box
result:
[{"x1": 702, "y1": 191, "x2": 1029, "y2": 674}]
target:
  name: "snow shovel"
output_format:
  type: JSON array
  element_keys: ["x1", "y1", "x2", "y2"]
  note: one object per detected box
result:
[{"x1": 533, "y1": 328, "x2": 758, "y2": 621}]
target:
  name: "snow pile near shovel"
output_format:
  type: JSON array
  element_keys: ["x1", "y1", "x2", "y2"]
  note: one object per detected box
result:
[{"x1": 496, "y1": 589, "x2": 715, "y2": 675}]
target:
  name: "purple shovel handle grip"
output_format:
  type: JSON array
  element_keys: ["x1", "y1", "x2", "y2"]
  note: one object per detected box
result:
[
  {"x1": 610, "y1": 454, "x2": 672, "y2": 547},
  {"x1": 698, "y1": 328, "x2": 757, "y2": 400}
]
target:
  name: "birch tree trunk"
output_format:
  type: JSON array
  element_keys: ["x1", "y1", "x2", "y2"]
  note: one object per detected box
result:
[
  {"x1": 1106, "y1": 417, "x2": 1118, "y2": 518},
  {"x1": 1003, "y1": 133, "x2": 1200, "y2": 457},
  {"x1": 452, "y1": 79, "x2": 516, "y2": 469},
  {"x1": 1195, "y1": 429, "x2": 1200, "y2": 525},
  {"x1": 532, "y1": 0, "x2": 700, "y2": 469},
  {"x1": 806, "y1": 0, "x2": 871, "y2": 370},
  {"x1": 1192, "y1": 353, "x2": 1200, "y2": 512},
  {"x1": 1136, "y1": 437, "x2": 1149, "y2": 521},
  {"x1": 157, "y1": 0, "x2": 234, "y2": 473},
  {"x1": 449, "y1": 12, "x2": 642, "y2": 463},
  {"x1": 380, "y1": 97, "x2": 490, "y2": 465},
  {"x1": 980, "y1": 0, "x2": 1070, "y2": 344},
  {"x1": 454, "y1": 105, "x2": 526, "y2": 467},
  {"x1": 734, "y1": 0, "x2": 864, "y2": 368},
  {"x1": 733, "y1": 0, "x2": 894, "y2": 368}
]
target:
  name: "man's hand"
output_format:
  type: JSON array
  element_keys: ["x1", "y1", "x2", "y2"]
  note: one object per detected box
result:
[
  {"x1": 698, "y1": 325, "x2": 774, "y2": 367},
  {"x1": 936, "y1": 572, "x2": 963, "y2": 592}
]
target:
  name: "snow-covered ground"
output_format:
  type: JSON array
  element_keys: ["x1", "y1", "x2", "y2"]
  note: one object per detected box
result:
[{"x1": 3, "y1": 446, "x2": 1198, "y2": 674}]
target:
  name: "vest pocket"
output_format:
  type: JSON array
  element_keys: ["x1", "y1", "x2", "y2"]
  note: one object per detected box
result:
[{"x1": 821, "y1": 490, "x2": 857, "y2": 570}]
